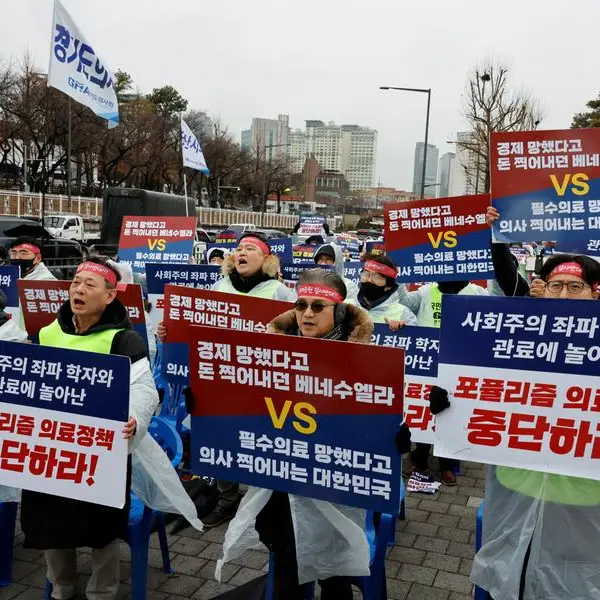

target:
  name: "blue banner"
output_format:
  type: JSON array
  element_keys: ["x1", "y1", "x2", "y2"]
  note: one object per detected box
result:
[
  {"x1": 0, "y1": 266, "x2": 20, "y2": 321},
  {"x1": 436, "y1": 294, "x2": 600, "y2": 479},
  {"x1": 343, "y1": 261, "x2": 362, "y2": 286},
  {"x1": 146, "y1": 264, "x2": 221, "y2": 294},
  {"x1": 207, "y1": 239, "x2": 292, "y2": 264}
]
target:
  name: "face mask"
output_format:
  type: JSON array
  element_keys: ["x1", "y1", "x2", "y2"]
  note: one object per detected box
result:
[
  {"x1": 437, "y1": 281, "x2": 468, "y2": 295},
  {"x1": 10, "y1": 258, "x2": 35, "y2": 277},
  {"x1": 361, "y1": 282, "x2": 387, "y2": 302}
]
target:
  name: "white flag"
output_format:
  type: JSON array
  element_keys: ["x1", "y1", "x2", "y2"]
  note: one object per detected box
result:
[
  {"x1": 181, "y1": 118, "x2": 210, "y2": 174},
  {"x1": 48, "y1": 0, "x2": 119, "y2": 127}
]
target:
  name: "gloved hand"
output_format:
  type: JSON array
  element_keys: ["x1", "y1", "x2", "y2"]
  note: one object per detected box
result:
[
  {"x1": 183, "y1": 386, "x2": 195, "y2": 414},
  {"x1": 429, "y1": 385, "x2": 450, "y2": 415},
  {"x1": 395, "y1": 423, "x2": 412, "y2": 454}
]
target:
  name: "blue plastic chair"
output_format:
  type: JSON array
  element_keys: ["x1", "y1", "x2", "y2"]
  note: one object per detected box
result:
[
  {"x1": 265, "y1": 509, "x2": 395, "y2": 600},
  {"x1": 154, "y1": 345, "x2": 188, "y2": 435},
  {"x1": 0, "y1": 501, "x2": 18, "y2": 587},
  {"x1": 46, "y1": 416, "x2": 182, "y2": 600},
  {"x1": 474, "y1": 502, "x2": 486, "y2": 600}
]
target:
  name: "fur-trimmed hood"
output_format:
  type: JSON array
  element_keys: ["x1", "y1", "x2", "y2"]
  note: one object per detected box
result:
[
  {"x1": 221, "y1": 252, "x2": 281, "y2": 279},
  {"x1": 268, "y1": 303, "x2": 373, "y2": 344}
]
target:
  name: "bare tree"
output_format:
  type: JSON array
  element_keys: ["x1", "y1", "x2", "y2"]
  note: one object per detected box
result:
[{"x1": 460, "y1": 59, "x2": 542, "y2": 193}]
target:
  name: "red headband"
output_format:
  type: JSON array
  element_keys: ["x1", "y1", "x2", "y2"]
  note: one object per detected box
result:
[
  {"x1": 239, "y1": 237, "x2": 270, "y2": 256},
  {"x1": 297, "y1": 284, "x2": 344, "y2": 303},
  {"x1": 548, "y1": 261, "x2": 584, "y2": 280},
  {"x1": 76, "y1": 262, "x2": 118, "y2": 287},
  {"x1": 12, "y1": 243, "x2": 41, "y2": 256},
  {"x1": 364, "y1": 259, "x2": 397, "y2": 279}
]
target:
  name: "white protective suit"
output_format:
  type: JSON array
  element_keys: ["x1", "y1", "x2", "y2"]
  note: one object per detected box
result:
[
  {"x1": 471, "y1": 465, "x2": 600, "y2": 600},
  {"x1": 23, "y1": 261, "x2": 57, "y2": 281},
  {"x1": 216, "y1": 304, "x2": 374, "y2": 584}
]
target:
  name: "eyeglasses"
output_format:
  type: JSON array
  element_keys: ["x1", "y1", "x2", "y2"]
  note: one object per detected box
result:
[
  {"x1": 546, "y1": 280, "x2": 589, "y2": 295},
  {"x1": 294, "y1": 300, "x2": 335, "y2": 313},
  {"x1": 360, "y1": 270, "x2": 386, "y2": 284}
]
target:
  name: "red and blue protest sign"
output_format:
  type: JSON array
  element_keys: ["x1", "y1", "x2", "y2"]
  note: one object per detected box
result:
[
  {"x1": 372, "y1": 324, "x2": 439, "y2": 444},
  {"x1": 189, "y1": 326, "x2": 404, "y2": 512},
  {"x1": 297, "y1": 214, "x2": 326, "y2": 237},
  {"x1": 0, "y1": 266, "x2": 20, "y2": 321},
  {"x1": 435, "y1": 295, "x2": 600, "y2": 481},
  {"x1": 18, "y1": 280, "x2": 149, "y2": 353},
  {"x1": 215, "y1": 230, "x2": 239, "y2": 244},
  {"x1": 491, "y1": 128, "x2": 600, "y2": 243},
  {"x1": 206, "y1": 238, "x2": 293, "y2": 264},
  {"x1": 343, "y1": 261, "x2": 362, "y2": 287},
  {"x1": 162, "y1": 286, "x2": 290, "y2": 385},
  {"x1": 0, "y1": 341, "x2": 130, "y2": 507},
  {"x1": 118, "y1": 216, "x2": 197, "y2": 274},
  {"x1": 365, "y1": 240, "x2": 385, "y2": 257},
  {"x1": 146, "y1": 263, "x2": 222, "y2": 330},
  {"x1": 293, "y1": 244, "x2": 319, "y2": 264},
  {"x1": 385, "y1": 195, "x2": 494, "y2": 283}
]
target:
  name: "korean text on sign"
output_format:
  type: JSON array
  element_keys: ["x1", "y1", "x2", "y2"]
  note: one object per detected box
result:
[
  {"x1": 0, "y1": 341, "x2": 130, "y2": 508},
  {"x1": 435, "y1": 295, "x2": 600, "y2": 481},
  {"x1": 161, "y1": 285, "x2": 290, "y2": 385},
  {"x1": 188, "y1": 326, "x2": 404, "y2": 513},
  {"x1": 385, "y1": 194, "x2": 494, "y2": 283},
  {"x1": 491, "y1": 128, "x2": 600, "y2": 243},
  {"x1": 372, "y1": 324, "x2": 439, "y2": 444}
]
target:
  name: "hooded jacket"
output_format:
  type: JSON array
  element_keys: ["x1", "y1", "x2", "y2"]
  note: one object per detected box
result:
[
  {"x1": 315, "y1": 243, "x2": 359, "y2": 302},
  {"x1": 20, "y1": 298, "x2": 159, "y2": 550},
  {"x1": 212, "y1": 251, "x2": 296, "y2": 301},
  {"x1": 216, "y1": 304, "x2": 373, "y2": 585}
]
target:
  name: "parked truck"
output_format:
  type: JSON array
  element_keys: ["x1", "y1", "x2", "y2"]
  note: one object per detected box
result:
[{"x1": 43, "y1": 214, "x2": 101, "y2": 244}]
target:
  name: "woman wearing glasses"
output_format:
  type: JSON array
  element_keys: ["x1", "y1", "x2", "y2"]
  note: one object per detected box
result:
[
  {"x1": 430, "y1": 252, "x2": 600, "y2": 600},
  {"x1": 349, "y1": 253, "x2": 417, "y2": 330},
  {"x1": 217, "y1": 269, "x2": 411, "y2": 600}
]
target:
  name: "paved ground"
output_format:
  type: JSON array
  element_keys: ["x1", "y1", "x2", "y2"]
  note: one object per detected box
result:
[{"x1": 1, "y1": 462, "x2": 485, "y2": 600}]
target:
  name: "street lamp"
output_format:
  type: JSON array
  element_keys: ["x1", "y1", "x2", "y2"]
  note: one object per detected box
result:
[{"x1": 380, "y1": 86, "x2": 431, "y2": 199}]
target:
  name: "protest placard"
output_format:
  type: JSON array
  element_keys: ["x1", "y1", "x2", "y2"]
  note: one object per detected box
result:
[
  {"x1": 385, "y1": 194, "x2": 494, "y2": 282},
  {"x1": 214, "y1": 230, "x2": 239, "y2": 244},
  {"x1": 188, "y1": 326, "x2": 404, "y2": 512},
  {"x1": 293, "y1": 244, "x2": 318, "y2": 264},
  {"x1": 145, "y1": 264, "x2": 221, "y2": 331},
  {"x1": 297, "y1": 214, "x2": 326, "y2": 237},
  {"x1": 372, "y1": 325, "x2": 439, "y2": 444},
  {"x1": 365, "y1": 240, "x2": 385, "y2": 256},
  {"x1": 162, "y1": 286, "x2": 290, "y2": 384},
  {"x1": 0, "y1": 341, "x2": 129, "y2": 507},
  {"x1": 335, "y1": 234, "x2": 361, "y2": 260},
  {"x1": 18, "y1": 281, "x2": 149, "y2": 352},
  {"x1": 0, "y1": 266, "x2": 20, "y2": 321},
  {"x1": 343, "y1": 261, "x2": 362, "y2": 287},
  {"x1": 207, "y1": 239, "x2": 292, "y2": 264},
  {"x1": 118, "y1": 216, "x2": 197, "y2": 273},
  {"x1": 435, "y1": 295, "x2": 600, "y2": 480},
  {"x1": 491, "y1": 128, "x2": 600, "y2": 243}
]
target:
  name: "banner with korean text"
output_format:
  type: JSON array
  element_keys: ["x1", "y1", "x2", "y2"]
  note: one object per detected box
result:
[
  {"x1": 297, "y1": 214, "x2": 326, "y2": 237},
  {"x1": 18, "y1": 280, "x2": 149, "y2": 351},
  {"x1": 146, "y1": 264, "x2": 221, "y2": 331},
  {"x1": 0, "y1": 341, "x2": 129, "y2": 507},
  {"x1": 491, "y1": 128, "x2": 600, "y2": 243},
  {"x1": 365, "y1": 240, "x2": 385, "y2": 257},
  {"x1": 372, "y1": 325, "x2": 439, "y2": 444},
  {"x1": 435, "y1": 295, "x2": 600, "y2": 480},
  {"x1": 162, "y1": 286, "x2": 290, "y2": 385},
  {"x1": 385, "y1": 195, "x2": 494, "y2": 282},
  {"x1": 48, "y1": 0, "x2": 119, "y2": 126},
  {"x1": 118, "y1": 216, "x2": 197, "y2": 274},
  {"x1": 189, "y1": 327, "x2": 404, "y2": 512},
  {"x1": 293, "y1": 243, "x2": 318, "y2": 264},
  {"x1": 207, "y1": 238, "x2": 293, "y2": 264},
  {"x1": 0, "y1": 266, "x2": 20, "y2": 321}
]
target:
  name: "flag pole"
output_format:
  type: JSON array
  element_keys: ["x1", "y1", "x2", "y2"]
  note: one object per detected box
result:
[
  {"x1": 180, "y1": 114, "x2": 189, "y2": 217},
  {"x1": 67, "y1": 96, "x2": 72, "y2": 207},
  {"x1": 183, "y1": 171, "x2": 189, "y2": 217}
]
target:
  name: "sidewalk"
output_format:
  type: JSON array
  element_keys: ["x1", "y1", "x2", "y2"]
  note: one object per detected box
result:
[{"x1": 1, "y1": 462, "x2": 484, "y2": 600}]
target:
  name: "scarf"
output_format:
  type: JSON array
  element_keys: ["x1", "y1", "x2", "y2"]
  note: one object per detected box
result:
[{"x1": 229, "y1": 268, "x2": 274, "y2": 294}]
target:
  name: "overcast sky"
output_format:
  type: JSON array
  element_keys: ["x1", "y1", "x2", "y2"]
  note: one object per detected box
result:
[{"x1": 2, "y1": 0, "x2": 599, "y2": 191}]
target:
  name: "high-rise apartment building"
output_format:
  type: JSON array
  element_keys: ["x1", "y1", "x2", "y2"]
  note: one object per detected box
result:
[
  {"x1": 289, "y1": 120, "x2": 377, "y2": 190},
  {"x1": 242, "y1": 115, "x2": 290, "y2": 161},
  {"x1": 447, "y1": 131, "x2": 485, "y2": 196},
  {"x1": 438, "y1": 152, "x2": 455, "y2": 198},
  {"x1": 412, "y1": 142, "x2": 439, "y2": 199}
]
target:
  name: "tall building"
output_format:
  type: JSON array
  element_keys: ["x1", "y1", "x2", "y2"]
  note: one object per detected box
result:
[
  {"x1": 438, "y1": 152, "x2": 455, "y2": 198},
  {"x1": 289, "y1": 120, "x2": 377, "y2": 190},
  {"x1": 242, "y1": 115, "x2": 290, "y2": 161},
  {"x1": 451, "y1": 131, "x2": 486, "y2": 195},
  {"x1": 412, "y1": 142, "x2": 439, "y2": 199}
]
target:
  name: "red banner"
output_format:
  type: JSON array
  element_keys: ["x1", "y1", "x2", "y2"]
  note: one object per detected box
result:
[{"x1": 18, "y1": 280, "x2": 147, "y2": 337}]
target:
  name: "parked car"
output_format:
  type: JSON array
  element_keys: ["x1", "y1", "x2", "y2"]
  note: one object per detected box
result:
[{"x1": 255, "y1": 228, "x2": 288, "y2": 240}]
